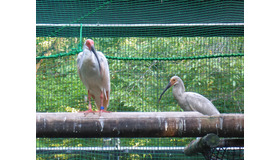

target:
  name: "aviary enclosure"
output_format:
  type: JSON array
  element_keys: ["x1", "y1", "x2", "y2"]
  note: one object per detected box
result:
[{"x1": 36, "y1": 0, "x2": 244, "y2": 159}]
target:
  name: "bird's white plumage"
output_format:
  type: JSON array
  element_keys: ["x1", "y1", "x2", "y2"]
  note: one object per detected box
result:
[
  {"x1": 164, "y1": 76, "x2": 220, "y2": 116},
  {"x1": 77, "y1": 40, "x2": 110, "y2": 111}
]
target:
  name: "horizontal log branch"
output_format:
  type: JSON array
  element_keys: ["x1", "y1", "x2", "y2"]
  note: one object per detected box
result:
[
  {"x1": 36, "y1": 112, "x2": 244, "y2": 138},
  {"x1": 184, "y1": 133, "x2": 220, "y2": 156}
]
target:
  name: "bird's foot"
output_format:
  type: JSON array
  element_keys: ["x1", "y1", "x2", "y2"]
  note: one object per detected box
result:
[
  {"x1": 79, "y1": 109, "x2": 95, "y2": 116},
  {"x1": 96, "y1": 110, "x2": 111, "y2": 116},
  {"x1": 79, "y1": 107, "x2": 111, "y2": 116}
]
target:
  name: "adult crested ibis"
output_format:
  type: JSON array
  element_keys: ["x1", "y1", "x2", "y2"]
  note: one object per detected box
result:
[
  {"x1": 77, "y1": 39, "x2": 110, "y2": 115},
  {"x1": 158, "y1": 76, "x2": 220, "y2": 116}
]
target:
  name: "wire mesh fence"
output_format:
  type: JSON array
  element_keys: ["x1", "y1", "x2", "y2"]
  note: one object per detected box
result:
[
  {"x1": 36, "y1": 0, "x2": 244, "y2": 159},
  {"x1": 36, "y1": 37, "x2": 244, "y2": 113},
  {"x1": 36, "y1": 138, "x2": 205, "y2": 159}
]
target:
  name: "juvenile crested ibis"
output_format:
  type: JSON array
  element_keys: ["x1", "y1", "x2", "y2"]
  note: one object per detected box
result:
[
  {"x1": 158, "y1": 76, "x2": 220, "y2": 116},
  {"x1": 77, "y1": 39, "x2": 110, "y2": 115}
]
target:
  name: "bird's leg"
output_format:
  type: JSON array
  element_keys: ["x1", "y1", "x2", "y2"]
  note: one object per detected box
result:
[
  {"x1": 96, "y1": 91, "x2": 110, "y2": 116},
  {"x1": 81, "y1": 91, "x2": 110, "y2": 116},
  {"x1": 87, "y1": 91, "x2": 93, "y2": 111},
  {"x1": 79, "y1": 90, "x2": 95, "y2": 116}
]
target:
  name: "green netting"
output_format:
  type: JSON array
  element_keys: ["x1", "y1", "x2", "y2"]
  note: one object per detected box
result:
[
  {"x1": 36, "y1": 0, "x2": 244, "y2": 159},
  {"x1": 36, "y1": 0, "x2": 243, "y2": 37}
]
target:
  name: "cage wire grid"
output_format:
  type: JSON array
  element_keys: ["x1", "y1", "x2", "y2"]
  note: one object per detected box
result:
[{"x1": 36, "y1": 0, "x2": 244, "y2": 159}]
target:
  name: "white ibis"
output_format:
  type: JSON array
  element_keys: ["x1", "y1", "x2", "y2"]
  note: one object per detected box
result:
[
  {"x1": 77, "y1": 39, "x2": 110, "y2": 116},
  {"x1": 158, "y1": 76, "x2": 220, "y2": 116}
]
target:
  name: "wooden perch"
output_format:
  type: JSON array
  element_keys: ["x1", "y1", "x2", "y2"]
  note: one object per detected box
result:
[
  {"x1": 184, "y1": 133, "x2": 220, "y2": 156},
  {"x1": 36, "y1": 112, "x2": 244, "y2": 138}
]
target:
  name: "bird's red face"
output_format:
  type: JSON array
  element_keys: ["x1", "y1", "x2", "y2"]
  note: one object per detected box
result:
[
  {"x1": 84, "y1": 39, "x2": 102, "y2": 75},
  {"x1": 158, "y1": 77, "x2": 177, "y2": 102},
  {"x1": 158, "y1": 76, "x2": 180, "y2": 102},
  {"x1": 169, "y1": 77, "x2": 177, "y2": 86},
  {"x1": 86, "y1": 39, "x2": 94, "y2": 49}
]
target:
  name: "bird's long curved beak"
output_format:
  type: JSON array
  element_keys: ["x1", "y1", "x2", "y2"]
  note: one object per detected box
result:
[
  {"x1": 158, "y1": 82, "x2": 172, "y2": 102},
  {"x1": 91, "y1": 45, "x2": 102, "y2": 74}
]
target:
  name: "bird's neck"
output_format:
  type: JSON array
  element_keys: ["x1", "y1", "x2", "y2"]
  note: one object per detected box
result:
[
  {"x1": 84, "y1": 49, "x2": 93, "y2": 57},
  {"x1": 173, "y1": 82, "x2": 185, "y2": 97}
]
